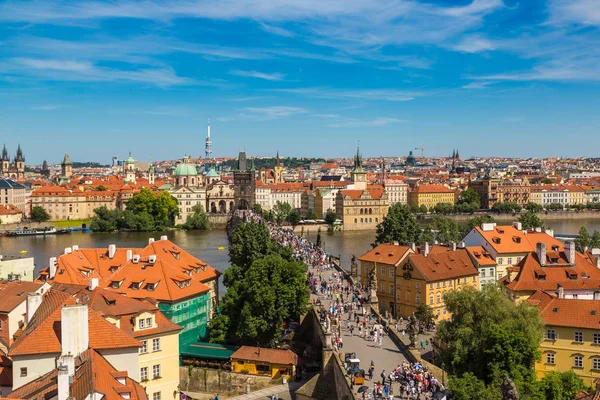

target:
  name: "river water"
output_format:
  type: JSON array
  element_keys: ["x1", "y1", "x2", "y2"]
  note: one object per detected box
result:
[{"x1": 2, "y1": 218, "x2": 600, "y2": 286}]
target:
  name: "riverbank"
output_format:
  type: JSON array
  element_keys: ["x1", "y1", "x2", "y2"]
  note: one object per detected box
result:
[{"x1": 420, "y1": 210, "x2": 600, "y2": 223}]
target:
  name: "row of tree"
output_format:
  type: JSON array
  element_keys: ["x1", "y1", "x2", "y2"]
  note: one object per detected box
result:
[
  {"x1": 208, "y1": 221, "x2": 309, "y2": 347},
  {"x1": 90, "y1": 188, "x2": 208, "y2": 232},
  {"x1": 436, "y1": 286, "x2": 588, "y2": 400}
]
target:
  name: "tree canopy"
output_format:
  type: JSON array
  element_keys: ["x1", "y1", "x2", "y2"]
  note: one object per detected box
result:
[
  {"x1": 286, "y1": 209, "x2": 302, "y2": 228},
  {"x1": 519, "y1": 211, "x2": 544, "y2": 230},
  {"x1": 373, "y1": 203, "x2": 422, "y2": 246},
  {"x1": 273, "y1": 201, "x2": 292, "y2": 224},
  {"x1": 424, "y1": 217, "x2": 460, "y2": 244},
  {"x1": 182, "y1": 203, "x2": 209, "y2": 230},
  {"x1": 324, "y1": 209, "x2": 337, "y2": 226},
  {"x1": 526, "y1": 202, "x2": 543, "y2": 213},
  {"x1": 456, "y1": 188, "x2": 480, "y2": 213},
  {"x1": 491, "y1": 201, "x2": 522, "y2": 213},
  {"x1": 30, "y1": 206, "x2": 50, "y2": 222}
]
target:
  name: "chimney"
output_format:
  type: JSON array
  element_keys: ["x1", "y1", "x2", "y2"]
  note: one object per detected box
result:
[
  {"x1": 88, "y1": 278, "x2": 99, "y2": 291},
  {"x1": 49, "y1": 257, "x2": 57, "y2": 279},
  {"x1": 57, "y1": 355, "x2": 74, "y2": 400},
  {"x1": 393, "y1": 241, "x2": 399, "y2": 246},
  {"x1": 108, "y1": 244, "x2": 116, "y2": 259},
  {"x1": 565, "y1": 241, "x2": 576, "y2": 265},
  {"x1": 148, "y1": 255, "x2": 157, "y2": 265},
  {"x1": 72, "y1": 245, "x2": 79, "y2": 251},
  {"x1": 422, "y1": 242, "x2": 430, "y2": 257},
  {"x1": 410, "y1": 243, "x2": 416, "y2": 252},
  {"x1": 26, "y1": 292, "x2": 42, "y2": 324},
  {"x1": 594, "y1": 291, "x2": 600, "y2": 301},
  {"x1": 126, "y1": 249, "x2": 133, "y2": 262},
  {"x1": 512, "y1": 221, "x2": 522, "y2": 231},
  {"x1": 544, "y1": 229, "x2": 554, "y2": 238},
  {"x1": 148, "y1": 238, "x2": 155, "y2": 244},
  {"x1": 64, "y1": 247, "x2": 72, "y2": 255},
  {"x1": 450, "y1": 241, "x2": 456, "y2": 251},
  {"x1": 536, "y1": 242, "x2": 547, "y2": 267},
  {"x1": 160, "y1": 235, "x2": 168, "y2": 241},
  {"x1": 481, "y1": 222, "x2": 496, "y2": 232},
  {"x1": 61, "y1": 305, "x2": 89, "y2": 357},
  {"x1": 457, "y1": 241, "x2": 466, "y2": 249},
  {"x1": 132, "y1": 254, "x2": 140, "y2": 264},
  {"x1": 535, "y1": 227, "x2": 542, "y2": 233},
  {"x1": 557, "y1": 284, "x2": 564, "y2": 299}
]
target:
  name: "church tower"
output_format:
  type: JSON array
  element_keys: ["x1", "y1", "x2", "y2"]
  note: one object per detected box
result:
[
  {"x1": 233, "y1": 151, "x2": 256, "y2": 210},
  {"x1": 350, "y1": 146, "x2": 367, "y2": 190},
  {"x1": 1, "y1": 145, "x2": 9, "y2": 176},
  {"x1": 148, "y1": 162, "x2": 155, "y2": 185},
  {"x1": 61, "y1": 153, "x2": 73, "y2": 179},
  {"x1": 274, "y1": 150, "x2": 284, "y2": 184},
  {"x1": 124, "y1": 152, "x2": 136, "y2": 184}
]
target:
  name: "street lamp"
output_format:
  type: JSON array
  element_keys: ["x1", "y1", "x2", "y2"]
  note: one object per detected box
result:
[{"x1": 441, "y1": 362, "x2": 446, "y2": 387}]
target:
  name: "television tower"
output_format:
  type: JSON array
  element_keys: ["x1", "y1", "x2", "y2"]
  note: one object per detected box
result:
[{"x1": 205, "y1": 118, "x2": 212, "y2": 159}]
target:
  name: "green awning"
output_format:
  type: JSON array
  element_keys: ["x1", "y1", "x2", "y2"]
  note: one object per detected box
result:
[{"x1": 181, "y1": 342, "x2": 237, "y2": 360}]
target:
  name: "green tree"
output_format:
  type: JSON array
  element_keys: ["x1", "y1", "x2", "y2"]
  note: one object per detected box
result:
[
  {"x1": 273, "y1": 201, "x2": 292, "y2": 224},
  {"x1": 491, "y1": 201, "x2": 522, "y2": 213},
  {"x1": 151, "y1": 190, "x2": 179, "y2": 229},
  {"x1": 419, "y1": 204, "x2": 428, "y2": 214},
  {"x1": 526, "y1": 202, "x2": 543, "y2": 213},
  {"x1": 436, "y1": 285, "x2": 544, "y2": 384},
  {"x1": 373, "y1": 203, "x2": 422, "y2": 246},
  {"x1": 409, "y1": 204, "x2": 420, "y2": 214},
  {"x1": 414, "y1": 303, "x2": 436, "y2": 327},
  {"x1": 252, "y1": 203, "x2": 263, "y2": 215},
  {"x1": 541, "y1": 178, "x2": 553, "y2": 184},
  {"x1": 433, "y1": 202, "x2": 455, "y2": 214},
  {"x1": 456, "y1": 188, "x2": 480, "y2": 213},
  {"x1": 305, "y1": 209, "x2": 318, "y2": 220},
  {"x1": 449, "y1": 373, "x2": 500, "y2": 400},
  {"x1": 183, "y1": 204, "x2": 209, "y2": 230},
  {"x1": 30, "y1": 206, "x2": 50, "y2": 222},
  {"x1": 575, "y1": 226, "x2": 591, "y2": 253},
  {"x1": 591, "y1": 230, "x2": 600, "y2": 249},
  {"x1": 519, "y1": 211, "x2": 543, "y2": 230},
  {"x1": 546, "y1": 203, "x2": 564, "y2": 211},
  {"x1": 427, "y1": 217, "x2": 460, "y2": 243},
  {"x1": 324, "y1": 209, "x2": 337, "y2": 226},
  {"x1": 94, "y1": 185, "x2": 108, "y2": 191},
  {"x1": 90, "y1": 206, "x2": 122, "y2": 232},
  {"x1": 538, "y1": 371, "x2": 587, "y2": 400},
  {"x1": 286, "y1": 209, "x2": 301, "y2": 228}
]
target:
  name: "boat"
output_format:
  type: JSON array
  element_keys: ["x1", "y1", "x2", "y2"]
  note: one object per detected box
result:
[
  {"x1": 19, "y1": 250, "x2": 28, "y2": 254},
  {"x1": 5, "y1": 227, "x2": 71, "y2": 237},
  {"x1": 217, "y1": 246, "x2": 226, "y2": 251}
]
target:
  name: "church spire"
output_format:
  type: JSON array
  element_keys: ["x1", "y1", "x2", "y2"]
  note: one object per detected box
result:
[
  {"x1": 1, "y1": 144, "x2": 8, "y2": 161},
  {"x1": 276, "y1": 150, "x2": 280, "y2": 167},
  {"x1": 15, "y1": 143, "x2": 24, "y2": 162}
]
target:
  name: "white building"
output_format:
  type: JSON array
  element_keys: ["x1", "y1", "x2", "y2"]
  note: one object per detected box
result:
[
  {"x1": 0, "y1": 255, "x2": 35, "y2": 281},
  {"x1": 384, "y1": 180, "x2": 408, "y2": 206}
]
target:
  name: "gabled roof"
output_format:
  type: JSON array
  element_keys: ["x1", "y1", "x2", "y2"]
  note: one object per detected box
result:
[
  {"x1": 411, "y1": 184, "x2": 453, "y2": 194},
  {"x1": 358, "y1": 244, "x2": 411, "y2": 265},
  {"x1": 473, "y1": 225, "x2": 564, "y2": 254},
  {"x1": 528, "y1": 290, "x2": 600, "y2": 330},
  {"x1": 231, "y1": 346, "x2": 297, "y2": 365},
  {"x1": 8, "y1": 349, "x2": 147, "y2": 400},
  {"x1": 465, "y1": 246, "x2": 496, "y2": 266},
  {"x1": 408, "y1": 247, "x2": 479, "y2": 282},
  {"x1": 0, "y1": 281, "x2": 44, "y2": 313}
]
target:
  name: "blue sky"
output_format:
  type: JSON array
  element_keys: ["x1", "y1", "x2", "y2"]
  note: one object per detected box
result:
[{"x1": 1, "y1": 0, "x2": 600, "y2": 164}]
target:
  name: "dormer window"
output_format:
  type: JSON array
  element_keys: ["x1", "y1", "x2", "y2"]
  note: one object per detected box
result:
[
  {"x1": 146, "y1": 283, "x2": 156, "y2": 291},
  {"x1": 111, "y1": 280, "x2": 122, "y2": 289},
  {"x1": 132, "y1": 282, "x2": 140, "y2": 290}
]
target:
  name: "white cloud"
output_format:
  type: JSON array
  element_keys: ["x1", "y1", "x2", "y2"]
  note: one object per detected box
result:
[
  {"x1": 31, "y1": 104, "x2": 67, "y2": 110},
  {"x1": 259, "y1": 22, "x2": 295, "y2": 37},
  {"x1": 547, "y1": 0, "x2": 600, "y2": 26},
  {"x1": 328, "y1": 117, "x2": 405, "y2": 128},
  {"x1": 241, "y1": 106, "x2": 307, "y2": 120},
  {"x1": 14, "y1": 58, "x2": 92, "y2": 72},
  {"x1": 230, "y1": 70, "x2": 286, "y2": 81},
  {"x1": 272, "y1": 87, "x2": 421, "y2": 101},
  {"x1": 462, "y1": 81, "x2": 493, "y2": 89},
  {"x1": 452, "y1": 35, "x2": 496, "y2": 53}
]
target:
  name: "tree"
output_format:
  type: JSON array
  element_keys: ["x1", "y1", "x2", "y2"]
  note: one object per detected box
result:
[
  {"x1": 456, "y1": 188, "x2": 480, "y2": 213},
  {"x1": 491, "y1": 201, "x2": 522, "y2": 213},
  {"x1": 546, "y1": 203, "x2": 564, "y2": 211},
  {"x1": 433, "y1": 202, "x2": 455, "y2": 214},
  {"x1": 151, "y1": 190, "x2": 179, "y2": 229},
  {"x1": 459, "y1": 215, "x2": 497, "y2": 238},
  {"x1": 305, "y1": 209, "x2": 318, "y2": 220},
  {"x1": 286, "y1": 210, "x2": 301, "y2": 228},
  {"x1": 324, "y1": 209, "x2": 337, "y2": 226},
  {"x1": 575, "y1": 226, "x2": 591, "y2": 253},
  {"x1": 538, "y1": 371, "x2": 587, "y2": 400},
  {"x1": 449, "y1": 373, "x2": 500, "y2": 400},
  {"x1": 426, "y1": 217, "x2": 460, "y2": 243},
  {"x1": 419, "y1": 204, "x2": 428, "y2": 214},
  {"x1": 414, "y1": 303, "x2": 436, "y2": 327},
  {"x1": 526, "y1": 202, "x2": 543, "y2": 213},
  {"x1": 519, "y1": 211, "x2": 543, "y2": 230},
  {"x1": 273, "y1": 201, "x2": 292, "y2": 224},
  {"x1": 90, "y1": 206, "x2": 122, "y2": 232},
  {"x1": 436, "y1": 285, "x2": 544, "y2": 384},
  {"x1": 30, "y1": 206, "x2": 50, "y2": 222},
  {"x1": 373, "y1": 203, "x2": 422, "y2": 246},
  {"x1": 541, "y1": 178, "x2": 553, "y2": 184},
  {"x1": 252, "y1": 203, "x2": 263, "y2": 215},
  {"x1": 94, "y1": 185, "x2": 108, "y2": 191},
  {"x1": 183, "y1": 204, "x2": 209, "y2": 230},
  {"x1": 591, "y1": 230, "x2": 600, "y2": 249}
]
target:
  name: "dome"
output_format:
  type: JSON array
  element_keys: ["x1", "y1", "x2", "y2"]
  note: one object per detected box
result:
[
  {"x1": 174, "y1": 163, "x2": 198, "y2": 177},
  {"x1": 206, "y1": 167, "x2": 219, "y2": 178},
  {"x1": 125, "y1": 152, "x2": 135, "y2": 164}
]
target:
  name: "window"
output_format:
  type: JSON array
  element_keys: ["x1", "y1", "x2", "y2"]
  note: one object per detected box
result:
[
  {"x1": 139, "y1": 319, "x2": 145, "y2": 329},
  {"x1": 482, "y1": 270, "x2": 486, "y2": 278},
  {"x1": 389, "y1": 269, "x2": 394, "y2": 277},
  {"x1": 516, "y1": 257, "x2": 521, "y2": 263},
  {"x1": 437, "y1": 282, "x2": 440, "y2": 288},
  {"x1": 442, "y1": 281, "x2": 446, "y2": 288},
  {"x1": 429, "y1": 283, "x2": 433, "y2": 290},
  {"x1": 389, "y1": 284, "x2": 394, "y2": 294},
  {"x1": 574, "y1": 355, "x2": 583, "y2": 368},
  {"x1": 141, "y1": 367, "x2": 148, "y2": 381},
  {"x1": 152, "y1": 364, "x2": 161, "y2": 379},
  {"x1": 593, "y1": 333, "x2": 600, "y2": 344},
  {"x1": 153, "y1": 393, "x2": 161, "y2": 400},
  {"x1": 507, "y1": 258, "x2": 512, "y2": 265},
  {"x1": 415, "y1": 282, "x2": 420, "y2": 289},
  {"x1": 146, "y1": 317, "x2": 152, "y2": 327},
  {"x1": 546, "y1": 353, "x2": 555, "y2": 364},
  {"x1": 381, "y1": 267, "x2": 386, "y2": 276},
  {"x1": 257, "y1": 365, "x2": 270, "y2": 373},
  {"x1": 594, "y1": 358, "x2": 600, "y2": 370},
  {"x1": 415, "y1": 294, "x2": 421, "y2": 304},
  {"x1": 575, "y1": 331, "x2": 583, "y2": 343},
  {"x1": 437, "y1": 293, "x2": 441, "y2": 304},
  {"x1": 152, "y1": 338, "x2": 161, "y2": 352},
  {"x1": 546, "y1": 330, "x2": 556, "y2": 341},
  {"x1": 498, "y1": 258, "x2": 503, "y2": 265},
  {"x1": 430, "y1": 295, "x2": 434, "y2": 305},
  {"x1": 20, "y1": 367, "x2": 27, "y2": 377},
  {"x1": 472, "y1": 276, "x2": 477, "y2": 282},
  {"x1": 140, "y1": 340, "x2": 148, "y2": 354}
]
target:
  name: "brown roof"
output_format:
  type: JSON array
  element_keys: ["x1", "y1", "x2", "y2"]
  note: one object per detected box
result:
[
  {"x1": 0, "y1": 281, "x2": 44, "y2": 313},
  {"x1": 8, "y1": 349, "x2": 147, "y2": 400},
  {"x1": 0, "y1": 350, "x2": 11, "y2": 387},
  {"x1": 408, "y1": 247, "x2": 479, "y2": 282},
  {"x1": 528, "y1": 290, "x2": 600, "y2": 330},
  {"x1": 231, "y1": 346, "x2": 298, "y2": 365},
  {"x1": 412, "y1": 184, "x2": 453, "y2": 193},
  {"x1": 473, "y1": 225, "x2": 564, "y2": 255},
  {"x1": 465, "y1": 246, "x2": 496, "y2": 266},
  {"x1": 359, "y1": 244, "x2": 411, "y2": 265}
]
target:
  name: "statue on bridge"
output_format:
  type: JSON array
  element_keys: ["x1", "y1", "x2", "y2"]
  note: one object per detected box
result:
[
  {"x1": 351, "y1": 255, "x2": 358, "y2": 279},
  {"x1": 369, "y1": 263, "x2": 379, "y2": 310},
  {"x1": 501, "y1": 375, "x2": 519, "y2": 400}
]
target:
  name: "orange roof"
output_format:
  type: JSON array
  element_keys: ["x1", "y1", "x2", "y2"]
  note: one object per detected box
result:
[
  {"x1": 36, "y1": 239, "x2": 220, "y2": 303},
  {"x1": 340, "y1": 185, "x2": 385, "y2": 201},
  {"x1": 359, "y1": 244, "x2": 411, "y2": 265},
  {"x1": 8, "y1": 349, "x2": 147, "y2": 400},
  {"x1": 231, "y1": 346, "x2": 298, "y2": 365},
  {"x1": 528, "y1": 290, "x2": 600, "y2": 330},
  {"x1": 504, "y1": 251, "x2": 600, "y2": 293},
  {"x1": 465, "y1": 246, "x2": 496, "y2": 266},
  {"x1": 0, "y1": 350, "x2": 11, "y2": 387},
  {"x1": 0, "y1": 281, "x2": 44, "y2": 313},
  {"x1": 473, "y1": 225, "x2": 564, "y2": 254},
  {"x1": 408, "y1": 247, "x2": 479, "y2": 282},
  {"x1": 0, "y1": 204, "x2": 23, "y2": 215},
  {"x1": 412, "y1": 184, "x2": 453, "y2": 194},
  {"x1": 10, "y1": 291, "x2": 141, "y2": 357}
]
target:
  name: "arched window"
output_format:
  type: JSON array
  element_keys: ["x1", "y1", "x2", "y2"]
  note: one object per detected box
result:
[
  {"x1": 369, "y1": 218, "x2": 372, "y2": 223},
  {"x1": 369, "y1": 208, "x2": 373, "y2": 214},
  {"x1": 360, "y1": 208, "x2": 363, "y2": 215},
  {"x1": 429, "y1": 294, "x2": 434, "y2": 305},
  {"x1": 354, "y1": 218, "x2": 357, "y2": 223},
  {"x1": 375, "y1": 218, "x2": 378, "y2": 222}
]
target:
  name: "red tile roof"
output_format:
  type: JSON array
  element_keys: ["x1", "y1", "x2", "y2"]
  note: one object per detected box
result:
[
  {"x1": 465, "y1": 246, "x2": 496, "y2": 266},
  {"x1": 412, "y1": 184, "x2": 453, "y2": 193},
  {"x1": 408, "y1": 247, "x2": 479, "y2": 282},
  {"x1": 359, "y1": 244, "x2": 411, "y2": 265},
  {"x1": 473, "y1": 225, "x2": 564, "y2": 254},
  {"x1": 0, "y1": 281, "x2": 44, "y2": 313},
  {"x1": 528, "y1": 290, "x2": 600, "y2": 330},
  {"x1": 231, "y1": 346, "x2": 298, "y2": 365}
]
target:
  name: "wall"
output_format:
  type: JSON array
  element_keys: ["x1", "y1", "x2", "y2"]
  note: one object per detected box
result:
[
  {"x1": 179, "y1": 367, "x2": 273, "y2": 396},
  {"x1": 0, "y1": 221, "x2": 53, "y2": 230},
  {"x1": 139, "y1": 332, "x2": 180, "y2": 400},
  {"x1": 12, "y1": 353, "x2": 59, "y2": 390},
  {"x1": 99, "y1": 347, "x2": 140, "y2": 381},
  {"x1": 207, "y1": 215, "x2": 229, "y2": 229},
  {"x1": 0, "y1": 257, "x2": 36, "y2": 281}
]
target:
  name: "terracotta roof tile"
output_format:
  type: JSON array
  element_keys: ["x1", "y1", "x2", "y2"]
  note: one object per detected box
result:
[
  {"x1": 0, "y1": 281, "x2": 44, "y2": 313},
  {"x1": 465, "y1": 246, "x2": 496, "y2": 266},
  {"x1": 359, "y1": 244, "x2": 411, "y2": 265},
  {"x1": 409, "y1": 247, "x2": 479, "y2": 282},
  {"x1": 528, "y1": 290, "x2": 600, "y2": 330},
  {"x1": 231, "y1": 346, "x2": 298, "y2": 365}
]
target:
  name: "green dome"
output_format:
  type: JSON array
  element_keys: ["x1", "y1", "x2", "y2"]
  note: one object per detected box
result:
[
  {"x1": 125, "y1": 152, "x2": 135, "y2": 164},
  {"x1": 206, "y1": 167, "x2": 219, "y2": 178},
  {"x1": 174, "y1": 163, "x2": 198, "y2": 176}
]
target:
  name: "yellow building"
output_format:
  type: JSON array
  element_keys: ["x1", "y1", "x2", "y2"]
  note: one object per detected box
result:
[
  {"x1": 335, "y1": 185, "x2": 389, "y2": 230},
  {"x1": 231, "y1": 346, "x2": 297, "y2": 380},
  {"x1": 358, "y1": 244, "x2": 412, "y2": 317},
  {"x1": 30, "y1": 186, "x2": 118, "y2": 221},
  {"x1": 395, "y1": 245, "x2": 479, "y2": 320},
  {"x1": 528, "y1": 291, "x2": 600, "y2": 386},
  {"x1": 408, "y1": 184, "x2": 455, "y2": 209}
]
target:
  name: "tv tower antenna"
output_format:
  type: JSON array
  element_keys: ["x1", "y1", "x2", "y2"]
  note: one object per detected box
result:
[{"x1": 205, "y1": 118, "x2": 212, "y2": 159}]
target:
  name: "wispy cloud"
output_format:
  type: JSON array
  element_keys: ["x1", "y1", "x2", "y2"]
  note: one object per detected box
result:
[
  {"x1": 327, "y1": 117, "x2": 405, "y2": 128},
  {"x1": 259, "y1": 22, "x2": 295, "y2": 37},
  {"x1": 230, "y1": 69, "x2": 286, "y2": 81},
  {"x1": 452, "y1": 35, "x2": 496, "y2": 53},
  {"x1": 547, "y1": 0, "x2": 600, "y2": 26},
  {"x1": 240, "y1": 106, "x2": 307, "y2": 120},
  {"x1": 31, "y1": 104, "x2": 68, "y2": 111},
  {"x1": 272, "y1": 87, "x2": 423, "y2": 101},
  {"x1": 462, "y1": 81, "x2": 493, "y2": 89}
]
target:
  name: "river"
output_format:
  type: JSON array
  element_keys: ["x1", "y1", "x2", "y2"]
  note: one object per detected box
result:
[{"x1": 2, "y1": 218, "x2": 600, "y2": 287}]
